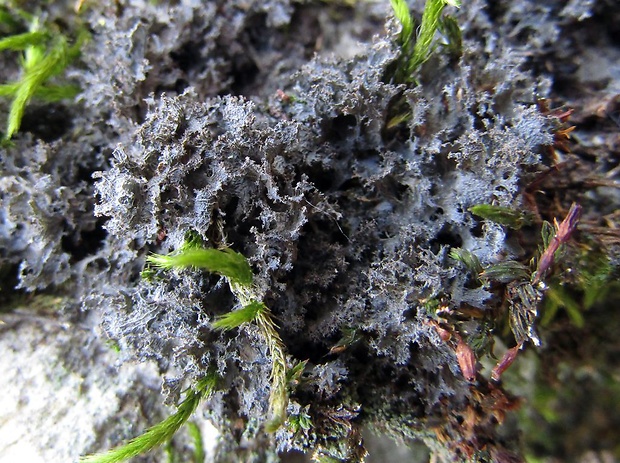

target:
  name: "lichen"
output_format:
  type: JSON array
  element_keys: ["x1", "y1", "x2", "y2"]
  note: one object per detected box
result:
[{"x1": 1, "y1": 0, "x2": 618, "y2": 461}]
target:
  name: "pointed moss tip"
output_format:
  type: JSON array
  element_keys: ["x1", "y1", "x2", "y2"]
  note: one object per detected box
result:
[
  {"x1": 145, "y1": 247, "x2": 253, "y2": 286},
  {"x1": 212, "y1": 301, "x2": 265, "y2": 331}
]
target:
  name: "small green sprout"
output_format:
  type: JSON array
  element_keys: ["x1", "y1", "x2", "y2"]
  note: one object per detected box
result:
[
  {"x1": 449, "y1": 248, "x2": 483, "y2": 281},
  {"x1": 328, "y1": 327, "x2": 362, "y2": 355},
  {"x1": 420, "y1": 297, "x2": 442, "y2": 316},
  {"x1": 105, "y1": 339, "x2": 121, "y2": 353},
  {"x1": 480, "y1": 261, "x2": 531, "y2": 284},
  {"x1": 409, "y1": 0, "x2": 460, "y2": 72},
  {"x1": 0, "y1": 10, "x2": 86, "y2": 139},
  {"x1": 390, "y1": 0, "x2": 461, "y2": 84},
  {"x1": 469, "y1": 204, "x2": 534, "y2": 230},
  {"x1": 467, "y1": 320, "x2": 495, "y2": 356},
  {"x1": 147, "y1": 248, "x2": 253, "y2": 286},
  {"x1": 256, "y1": 307, "x2": 289, "y2": 432},
  {"x1": 539, "y1": 220, "x2": 555, "y2": 250},
  {"x1": 179, "y1": 229, "x2": 206, "y2": 251},
  {"x1": 139, "y1": 266, "x2": 157, "y2": 282},
  {"x1": 286, "y1": 359, "x2": 308, "y2": 388},
  {"x1": 0, "y1": 30, "x2": 49, "y2": 51},
  {"x1": 212, "y1": 300, "x2": 265, "y2": 331},
  {"x1": 438, "y1": 15, "x2": 463, "y2": 58},
  {"x1": 80, "y1": 374, "x2": 218, "y2": 463},
  {"x1": 288, "y1": 407, "x2": 313, "y2": 434},
  {"x1": 390, "y1": 0, "x2": 414, "y2": 50},
  {"x1": 386, "y1": 0, "x2": 461, "y2": 127},
  {"x1": 385, "y1": 110, "x2": 411, "y2": 130},
  {"x1": 147, "y1": 235, "x2": 289, "y2": 432},
  {"x1": 186, "y1": 421, "x2": 205, "y2": 463}
]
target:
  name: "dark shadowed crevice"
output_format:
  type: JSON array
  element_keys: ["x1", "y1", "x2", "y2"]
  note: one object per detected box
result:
[
  {"x1": 21, "y1": 103, "x2": 73, "y2": 142},
  {"x1": 61, "y1": 218, "x2": 108, "y2": 263}
]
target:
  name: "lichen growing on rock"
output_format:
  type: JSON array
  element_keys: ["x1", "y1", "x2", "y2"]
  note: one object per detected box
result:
[
  {"x1": 1, "y1": 0, "x2": 619, "y2": 462},
  {"x1": 88, "y1": 2, "x2": 550, "y2": 459}
]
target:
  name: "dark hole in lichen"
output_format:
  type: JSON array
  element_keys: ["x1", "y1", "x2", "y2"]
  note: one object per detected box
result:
[
  {"x1": 61, "y1": 218, "x2": 108, "y2": 263},
  {"x1": 20, "y1": 103, "x2": 73, "y2": 142},
  {"x1": 228, "y1": 57, "x2": 260, "y2": 96},
  {"x1": 170, "y1": 41, "x2": 202, "y2": 73},
  {"x1": 429, "y1": 225, "x2": 463, "y2": 253},
  {"x1": 322, "y1": 114, "x2": 358, "y2": 144},
  {"x1": 469, "y1": 221, "x2": 484, "y2": 238}
]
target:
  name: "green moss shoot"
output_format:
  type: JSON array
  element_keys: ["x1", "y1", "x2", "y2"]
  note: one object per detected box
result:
[
  {"x1": 147, "y1": 248, "x2": 253, "y2": 287},
  {"x1": 212, "y1": 301, "x2": 265, "y2": 331},
  {"x1": 186, "y1": 421, "x2": 205, "y2": 463},
  {"x1": 80, "y1": 374, "x2": 217, "y2": 463},
  {"x1": 469, "y1": 204, "x2": 534, "y2": 230},
  {"x1": 390, "y1": 0, "x2": 461, "y2": 83}
]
